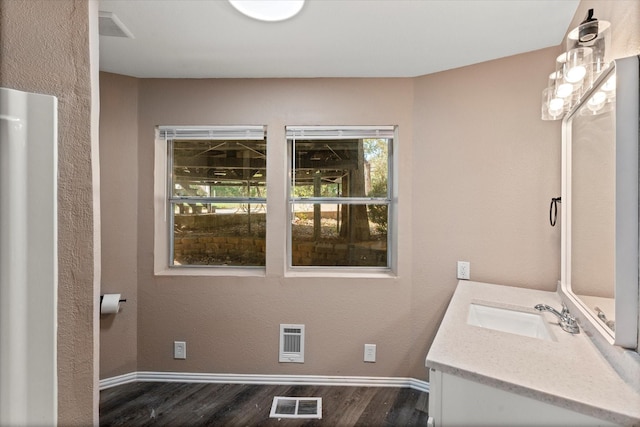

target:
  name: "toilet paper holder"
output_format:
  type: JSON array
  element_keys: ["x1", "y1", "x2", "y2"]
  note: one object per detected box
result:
[
  {"x1": 100, "y1": 295, "x2": 127, "y2": 304},
  {"x1": 100, "y1": 294, "x2": 127, "y2": 315}
]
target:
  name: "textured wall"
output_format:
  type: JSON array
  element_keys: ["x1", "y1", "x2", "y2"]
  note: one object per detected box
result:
[
  {"x1": 0, "y1": 0, "x2": 98, "y2": 424},
  {"x1": 99, "y1": 72, "x2": 139, "y2": 379}
]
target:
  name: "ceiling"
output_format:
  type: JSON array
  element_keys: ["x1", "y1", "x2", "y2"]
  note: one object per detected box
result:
[{"x1": 98, "y1": 0, "x2": 580, "y2": 79}]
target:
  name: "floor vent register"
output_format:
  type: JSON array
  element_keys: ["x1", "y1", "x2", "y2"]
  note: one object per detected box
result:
[{"x1": 269, "y1": 396, "x2": 322, "y2": 419}]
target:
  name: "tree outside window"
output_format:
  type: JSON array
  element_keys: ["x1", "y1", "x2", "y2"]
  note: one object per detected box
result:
[{"x1": 288, "y1": 126, "x2": 394, "y2": 268}]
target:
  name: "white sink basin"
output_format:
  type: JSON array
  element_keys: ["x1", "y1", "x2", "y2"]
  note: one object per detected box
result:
[{"x1": 467, "y1": 303, "x2": 553, "y2": 341}]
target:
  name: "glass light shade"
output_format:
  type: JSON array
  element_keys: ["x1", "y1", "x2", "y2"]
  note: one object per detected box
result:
[
  {"x1": 556, "y1": 83, "x2": 573, "y2": 98},
  {"x1": 229, "y1": 0, "x2": 305, "y2": 22},
  {"x1": 587, "y1": 91, "x2": 607, "y2": 112},
  {"x1": 548, "y1": 71, "x2": 571, "y2": 99},
  {"x1": 541, "y1": 87, "x2": 564, "y2": 120},
  {"x1": 566, "y1": 64, "x2": 586, "y2": 83},
  {"x1": 555, "y1": 53, "x2": 574, "y2": 90},
  {"x1": 549, "y1": 98, "x2": 565, "y2": 114},
  {"x1": 563, "y1": 48, "x2": 593, "y2": 85},
  {"x1": 602, "y1": 74, "x2": 616, "y2": 92},
  {"x1": 567, "y1": 20, "x2": 611, "y2": 80}
]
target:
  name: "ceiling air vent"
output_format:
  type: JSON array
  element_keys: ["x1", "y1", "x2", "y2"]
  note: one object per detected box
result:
[
  {"x1": 98, "y1": 11, "x2": 134, "y2": 38},
  {"x1": 279, "y1": 324, "x2": 304, "y2": 363}
]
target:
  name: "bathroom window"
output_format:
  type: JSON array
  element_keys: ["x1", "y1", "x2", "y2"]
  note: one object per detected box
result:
[
  {"x1": 287, "y1": 126, "x2": 394, "y2": 269},
  {"x1": 158, "y1": 126, "x2": 267, "y2": 268}
]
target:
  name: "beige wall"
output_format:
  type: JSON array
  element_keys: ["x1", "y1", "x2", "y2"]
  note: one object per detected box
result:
[
  {"x1": 0, "y1": 0, "x2": 98, "y2": 424},
  {"x1": 99, "y1": 72, "x2": 139, "y2": 378},
  {"x1": 99, "y1": 47, "x2": 562, "y2": 380},
  {"x1": 97, "y1": 0, "x2": 639, "y2": 389},
  {"x1": 135, "y1": 78, "x2": 417, "y2": 377},
  {"x1": 408, "y1": 46, "x2": 564, "y2": 375}
]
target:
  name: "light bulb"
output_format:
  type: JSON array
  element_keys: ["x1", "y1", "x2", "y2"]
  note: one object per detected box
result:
[
  {"x1": 587, "y1": 91, "x2": 606, "y2": 112},
  {"x1": 549, "y1": 98, "x2": 564, "y2": 116},
  {"x1": 566, "y1": 65, "x2": 586, "y2": 83},
  {"x1": 556, "y1": 83, "x2": 573, "y2": 98},
  {"x1": 602, "y1": 75, "x2": 616, "y2": 92}
]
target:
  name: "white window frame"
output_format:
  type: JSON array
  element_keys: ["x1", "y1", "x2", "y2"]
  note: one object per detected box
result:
[
  {"x1": 154, "y1": 125, "x2": 267, "y2": 276},
  {"x1": 286, "y1": 126, "x2": 396, "y2": 274}
]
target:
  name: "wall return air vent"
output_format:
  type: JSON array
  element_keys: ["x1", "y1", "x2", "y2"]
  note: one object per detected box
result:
[{"x1": 279, "y1": 324, "x2": 304, "y2": 363}]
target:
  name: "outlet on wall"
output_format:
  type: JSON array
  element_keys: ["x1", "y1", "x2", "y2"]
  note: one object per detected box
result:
[
  {"x1": 457, "y1": 261, "x2": 470, "y2": 280},
  {"x1": 174, "y1": 341, "x2": 186, "y2": 359},
  {"x1": 364, "y1": 344, "x2": 376, "y2": 363}
]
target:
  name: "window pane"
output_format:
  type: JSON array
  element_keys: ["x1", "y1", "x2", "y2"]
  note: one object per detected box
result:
[
  {"x1": 173, "y1": 139, "x2": 266, "y2": 198},
  {"x1": 292, "y1": 139, "x2": 388, "y2": 199},
  {"x1": 173, "y1": 203, "x2": 266, "y2": 266},
  {"x1": 291, "y1": 203, "x2": 388, "y2": 267}
]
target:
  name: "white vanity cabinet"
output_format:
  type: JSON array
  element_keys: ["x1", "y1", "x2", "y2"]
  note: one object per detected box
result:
[
  {"x1": 428, "y1": 369, "x2": 618, "y2": 427},
  {"x1": 426, "y1": 281, "x2": 640, "y2": 427}
]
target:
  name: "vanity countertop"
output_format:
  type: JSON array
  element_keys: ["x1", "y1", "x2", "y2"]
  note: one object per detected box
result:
[{"x1": 426, "y1": 280, "x2": 640, "y2": 426}]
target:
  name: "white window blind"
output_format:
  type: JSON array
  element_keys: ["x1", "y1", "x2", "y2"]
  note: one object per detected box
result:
[
  {"x1": 159, "y1": 125, "x2": 267, "y2": 268},
  {"x1": 286, "y1": 125, "x2": 394, "y2": 140},
  {"x1": 158, "y1": 125, "x2": 266, "y2": 140}
]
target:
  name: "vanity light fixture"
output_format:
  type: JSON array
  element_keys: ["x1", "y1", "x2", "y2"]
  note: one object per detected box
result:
[
  {"x1": 541, "y1": 9, "x2": 611, "y2": 120},
  {"x1": 229, "y1": 0, "x2": 305, "y2": 22},
  {"x1": 577, "y1": 9, "x2": 599, "y2": 43}
]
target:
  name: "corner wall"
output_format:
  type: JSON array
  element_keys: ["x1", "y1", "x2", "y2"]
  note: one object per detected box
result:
[
  {"x1": 98, "y1": 58, "x2": 563, "y2": 381},
  {"x1": 409, "y1": 46, "x2": 564, "y2": 375},
  {"x1": 0, "y1": 0, "x2": 98, "y2": 424},
  {"x1": 99, "y1": 72, "x2": 139, "y2": 378}
]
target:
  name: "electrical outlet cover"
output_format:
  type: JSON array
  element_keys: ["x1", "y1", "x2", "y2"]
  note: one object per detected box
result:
[
  {"x1": 364, "y1": 344, "x2": 376, "y2": 362},
  {"x1": 174, "y1": 341, "x2": 186, "y2": 359},
  {"x1": 457, "y1": 261, "x2": 470, "y2": 280}
]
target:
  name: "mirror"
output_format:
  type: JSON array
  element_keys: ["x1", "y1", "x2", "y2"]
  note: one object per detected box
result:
[
  {"x1": 562, "y1": 56, "x2": 639, "y2": 349},
  {"x1": 570, "y1": 71, "x2": 616, "y2": 332}
]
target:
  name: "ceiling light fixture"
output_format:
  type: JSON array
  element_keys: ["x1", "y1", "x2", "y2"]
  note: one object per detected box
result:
[{"x1": 229, "y1": 0, "x2": 305, "y2": 22}]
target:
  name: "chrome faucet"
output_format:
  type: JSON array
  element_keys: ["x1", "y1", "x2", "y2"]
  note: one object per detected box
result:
[{"x1": 534, "y1": 303, "x2": 580, "y2": 334}]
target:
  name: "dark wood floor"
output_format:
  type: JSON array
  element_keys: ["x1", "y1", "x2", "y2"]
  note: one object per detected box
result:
[{"x1": 100, "y1": 382, "x2": 429, "y2": 426}]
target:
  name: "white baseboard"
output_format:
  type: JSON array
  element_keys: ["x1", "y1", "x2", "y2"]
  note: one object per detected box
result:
[
  {"x1": 99, "y1": 371, "x2": 138, "y2": 390},
  {"x1": 100, "y1": 371, "x2": 429, "y2": 393}
]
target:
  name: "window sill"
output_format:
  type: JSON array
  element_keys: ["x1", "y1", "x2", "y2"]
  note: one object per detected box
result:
[
  {"x1": 285, "y1": 268, "x2": 396, "y2": 279},
  {"x1": 155, "y1": 266, "x2": 266, "y2": 278}
]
